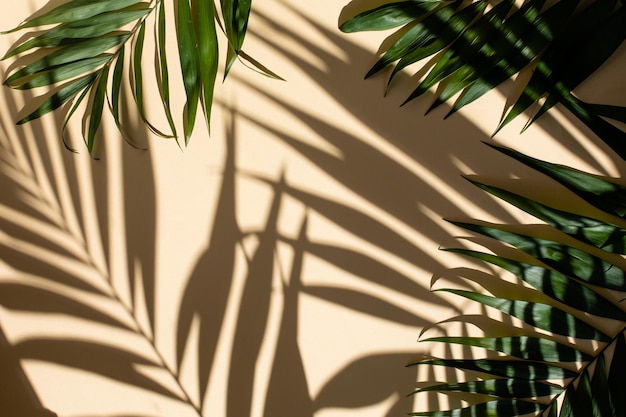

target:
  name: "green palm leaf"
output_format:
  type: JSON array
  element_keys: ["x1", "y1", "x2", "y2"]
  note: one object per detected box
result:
[
  {"x1": 498, "y1": 0, "x2": 626, "y2": 133},
  {"x1": 409, "y1": 400, "x2": 542, "y2": 417},
  {"x1": 423, "y1": 336, "x2": 591, "y2": 362},
  {"x1": 444, "y1": 249, "x2": 626, "y2": 321},
  {"x1": 436, "y1": 289, "x2": 611, "y2": 341},
  {"x1": 339, "y1": 0, "x2": 443, "y2": 33},
  {"x1": 4, "y1": 0, "x2": 145, "y2": 31},
  {"x1": 340, "y1": 2, "x2": 626, "y2": 415},
  {"x1": 414, "y1": 141, "x2": 626, "y2": 416},
  {"x1": 3, "y1": 0, "x2": 277, "y2": 154},
  {"x1": 463, "y1": 178, "x2": 626, "y2": 254},
  {"x1": 487, "y1": 144, "x2": 626, "y2": 218},
  {"x1": 221, "y1": 0, "x2": 252, "y2": 75},
  {"x1": 412, "y1": 359, "x2": 576, "y2": 380},
  {"x1": 403, "y1": 0, "x2": 516, "y2": 106},
  {"x1": 413, "y1": 378, "x2": 562, "y2": 398},
  {"x1": 341, "y1": 0, "x2": 626, "y2": 144},
  {"x1": 17, "y1": 73, "x2": 98, "y2": 125},
  {"x1": 448, "y1": 221, "x2": 626, "y2": 292}
]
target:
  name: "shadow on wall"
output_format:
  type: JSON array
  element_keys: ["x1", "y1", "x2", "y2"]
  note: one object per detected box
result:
[
  {"x1": 0, "y1": 324, "x2": 57, "y2": 417},
  {"x1": 0, "y1": 3, "x2": 619, "y2": 417},
  {"x1": 0, "y1": 88, "x2": 440, "y2": 416}
]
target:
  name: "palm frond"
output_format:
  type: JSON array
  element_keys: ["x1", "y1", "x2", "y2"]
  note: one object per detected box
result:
[
  {"x1": 340, "y1": 0, "x2": 626, "y2": 153},
  {"x1": 2, "y1": 0, "x2": 277, "y2": 154},
  {"x1": 411, "y1": 143, "x2": 626, "y2": 416}
]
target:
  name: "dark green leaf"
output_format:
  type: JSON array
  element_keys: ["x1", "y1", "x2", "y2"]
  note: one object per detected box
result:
[
  {"x1": 61, "y1": 77, "x2": 92, "y2": 152},
  {"x1": 411, "y1": 358, "x2": 576, "y2": 380},
  {"x1": 529, "y1": 0, "x2": 625, "y2": 125},
  {"x1": 450, "y1": 221, "x2": 626, "y2": 291},
  {"x1": 560, "y1": 384, "x2": 575, "y2": 417},
  {"x1": 444, "y1": 249, "x2": 626, "y2": 321},
  {"x1": 449, "y1": 0, "x2": 579, "y2": 115},
  {"x1": 424, "y1": 336, "x2": 590, "y2": 362},
  {"x1": 589, "y1": 354, "x2": 613, "y2": 417},
  {"x1": 9, "y1": 55, "x2": 112, "y2": 90},
  {"x1": 221, "y1": 0, "x2": 252, "y2": 75},
  {"x1": 110, "y1": 48, "x2": 127, "y2": 140},
  {"x1": 238, "y1": 50, "x2": 285, "y2": 80},
  {"x1": 340, "y1": 1, "x2": 443, "y2": 33},
  {"x1": 464, "y1": 177, "x2": 626, "y2": 254},
  {"x1": 559, "y1": 94, "x2": 626, "y2": 163},
  {"x1": 4, "y1": 0, "x2": 144, "y2": 32},
  {"x1": 409, "y1": 399, "x2": 542, "y2": 416},
  {"x1": 195, "y1": 0, "x2": 219, "y2": 130},
  {"x1": 155, "y1": 0, "x2": 177, "y2": 140},
  {"x1": 608, "y1": 334, "x2": 626, "y2": 416},
  {"x1": 5, "y1": 34, "x2": 130, "y2": 86},
  {"x1": 437, "y1": 289, "x2": 610, "y2": 341},
  {"x1": 86, "y1": 69, "x2": 109, "y2": 153},
  {"x1": 18, "y1": 73, "x2": 97, "y2": 124},
  {"x1": 130, "y1": 19, "x2": 169, "y2": 138},
  {"x1": 488, "y1": 143, "x2": 626, "y2": 218},
  {"x1": 414, "y1": 378, "x2": 561, "y2": 398},
  {"x1": 365, "y1": 1, "x2": 461, "y2": 79},
  {"x1": 571, "y1": 371, "x2": 594, "y2": 416},
  {"x1": 407, "y1": 0, "x2": 515, "y2": 105},
  {"x1": 176, "y1": 0, "x2": 200, "y2": 143},
  {"x1": 584, "y1": 103, "x2": 626, "y2": 124},
  {"x1": 438, "y1": 0, "x2": 548, "y2": 112},
  {"x1": 3, "y1": 6, "x2": 151, "y2": 58},
  {"x1": 399, "y1": 0, "x2": 489, "y2": 100},
  {"x1": 498, "y1": 0, "x2": 622, "y2": 132}
]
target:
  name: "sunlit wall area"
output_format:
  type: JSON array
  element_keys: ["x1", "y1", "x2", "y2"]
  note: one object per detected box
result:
[{"x1": 0, "y1": 1, "x2": 623, "y2": 417}]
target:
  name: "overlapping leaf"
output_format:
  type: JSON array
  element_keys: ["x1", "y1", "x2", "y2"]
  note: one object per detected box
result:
[
  {"x1": 3, "y1": 0, "x2": 275, "y2": 154},
  {"x1": 340, "y1": 0, "x2": 626, "y2": 151},
  {"x1": 412, "y1": 143, "x2": 626, "y2": 416}
]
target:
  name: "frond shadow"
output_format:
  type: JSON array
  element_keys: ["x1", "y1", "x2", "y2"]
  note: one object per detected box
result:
[{"x1": 0, "y1": 80, "x2": 191, "y2": 415}]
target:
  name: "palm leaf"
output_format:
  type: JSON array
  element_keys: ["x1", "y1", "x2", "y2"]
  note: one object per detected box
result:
[
  {"x1": 413, "y1": 143, "x2": 626, "y2": 416},
  {"x1": 220, "y1": 0, "x2": 252, "y2": 76},
  {"x1": 339, "y1": 1, "x2": 444, "y2": 33},
  {"x1": 436, "y1": 289, "x2": 611, "y2": 341},
  {"x1": 341, "y1": 0, "x2": 626, "y2": 143},
  {"x1": 463, "y1": 178, "x2": 626, "y2": 254},
  {"x1": 498, "y1": 0, "x2": 626, "y2": 132},
  {"x1": 486, "y1": 143, "x2": 626, "y2": 218},
  {"x1": 413, "y1": 378, "x2": 562, "y2": 398},
  {"x1": 3, "y1": 0, "x2": 274, "y2": 154},
  {"x1": 423, "y1": 335, "x2": 591, "y2": 362},
  {"x1": 409, "y1": 400, "x2": 542, "y2": 416},
  {"x1": 448, "y1": 221, "x2": 626, "y2": 291}
]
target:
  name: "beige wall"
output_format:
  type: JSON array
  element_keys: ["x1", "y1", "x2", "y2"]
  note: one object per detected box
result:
[{"x1": 0, "y1": 1, "x2": 624, "y2": 416}]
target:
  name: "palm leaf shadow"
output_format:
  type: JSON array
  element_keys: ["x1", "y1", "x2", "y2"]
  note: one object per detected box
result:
[
  {"x1": 241, "y1": 4, "x2": 626, "y2": 416},
  {"x1": 263, "y1": 214, "x2": 313, "y2": 417},
  {"x1": 0, "y1": 83, "x2": 188, "y2": 413},
  {"x1": 174, "y1": 111, "x2": 241, "y2": 411},
  {"x1": 226, "y1": 171, "x2": 284, "y2": 417},
  {"x1": 15, "y1": 338, "x2": 182, "y2": 400},
  {"x1": 0, "y1": 324, "x2": 58, "y2": 417},
  {"x1": 313, "y1": 352, "x2": 417, "y2": 413},
  {"x1": 122, "y1": 117, "x2": 159, "y2": 339},
  {"x1": 251, "y1": 2, "x2": 609, "y2": 182}
]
